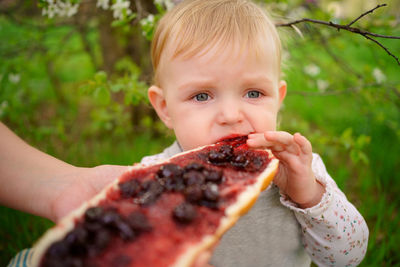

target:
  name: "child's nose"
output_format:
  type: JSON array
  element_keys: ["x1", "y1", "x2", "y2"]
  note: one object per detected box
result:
[{"x1": 216, "y1": 99, "x2": 244, "y2": 125}]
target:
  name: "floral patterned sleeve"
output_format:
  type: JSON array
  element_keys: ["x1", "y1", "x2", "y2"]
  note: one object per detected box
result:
[{"x1": 280, "y1": 153, "x2": 369, "y2": 267}]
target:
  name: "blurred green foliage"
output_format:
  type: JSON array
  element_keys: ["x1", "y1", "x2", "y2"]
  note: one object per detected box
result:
[{"x1": 1, "y1": 0, "x2": 399, "y2": 266}]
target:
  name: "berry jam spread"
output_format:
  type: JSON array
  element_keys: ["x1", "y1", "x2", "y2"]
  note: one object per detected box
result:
[{"x1": 40, "y1": 136, "x2": 271, "y2": 267}]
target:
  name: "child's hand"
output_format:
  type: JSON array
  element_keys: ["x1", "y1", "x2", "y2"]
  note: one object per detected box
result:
[{"x1": 247, "y1": 131, "x2": 325, "y2": 208}]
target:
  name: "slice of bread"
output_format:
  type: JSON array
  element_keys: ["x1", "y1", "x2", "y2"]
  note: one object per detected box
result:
[{"x1": 32, "y1": 140, "x2": 278, "y2": 267}]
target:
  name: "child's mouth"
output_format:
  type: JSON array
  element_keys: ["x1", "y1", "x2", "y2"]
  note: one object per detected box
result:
[{"x1": 215, "y1": 134, "x2": 249, "y2": 143}]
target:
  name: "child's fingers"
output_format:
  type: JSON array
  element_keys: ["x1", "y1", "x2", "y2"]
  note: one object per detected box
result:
[
  {"x1": 264, "y1": 131, "x2": 300, "y2": 155},
  {"x1": 247, "y1": 133, "x2": 274, "y2": 147},
  {"x1": 264, "y1": 131, "x2": 293, "y2": 145},
  {"x1": 272, "y1": 150, "x2": 313, "y2": 180},
  {"x1": 247, "y1": 133, "x2": 286, "y2": 152},
  {"x1": 293, "y1": 133, "x2": 312, "y2": 155},
  {"x1": 248, "y1": 131, "x2": 300, "y2": 154}
]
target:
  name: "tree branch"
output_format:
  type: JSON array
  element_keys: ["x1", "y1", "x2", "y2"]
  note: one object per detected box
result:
[
  {"x1": 276, "y1": 4, "x2": 400, "y2": 66},
  {"x1": 362, "y1": 34, "x2": 400, "y2": 65},
  {"x1": 346, "y1": 4, "x2": 387, "y2": 27},
  {"x1": 277, "y1": 17, "x2": 400, "y2": 39}
]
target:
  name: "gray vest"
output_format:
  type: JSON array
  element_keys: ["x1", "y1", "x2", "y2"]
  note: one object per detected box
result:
[{"x1": 210, "y1": 185, "x2": 311, "y2": 267}]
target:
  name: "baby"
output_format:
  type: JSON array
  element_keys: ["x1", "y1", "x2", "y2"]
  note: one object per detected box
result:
[{"x1": 141, "y1": 0, "x2": 369, "y2": 266}]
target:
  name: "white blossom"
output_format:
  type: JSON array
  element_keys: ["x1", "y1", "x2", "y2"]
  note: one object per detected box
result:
[
  {"x1": 42, "y1": 3, "x2": 57, "y2": 18},
  {"x1": 304, "y1": 64, "x2": 320, "y2": 77},
  {"x1": 372, "y1": 68, "x2": 386, "y2": 84},
  {"x1": 58, "y1": 2, "x2": 79, "y2": 17},
  {"x1": 317, "y1": 79, "x2": 329, "y2": 92},
  {"x1": 140, "y1": 14, "x2": 155, "y2": 35},
  {"x1": 155, "y1": 0, "x2": 176, "y2": 10},
  {"x1": 8, "y1": 73, "x2": 20, "y2": 84},
  {"x1": 97, "y1": 0, "x2": 110, "y2": 10},
  {"x1": 327, "y1": 2, "x2": 344, "y2": 19},
  {"x1": 141, "y1": 14, "x2": 155, "y2": 25},
  {"x1": 111, "y1": 0, "x2": 132, "y2": 20},
  {"x1": 42, "y1": 0, "x2": 79, "y2": 18}
]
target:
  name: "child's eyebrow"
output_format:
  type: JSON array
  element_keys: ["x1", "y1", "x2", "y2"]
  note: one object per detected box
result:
[
  {"x1": 176, "y1": 76, "x2": 274, "y2": 91},
  {"x1": 177, "y1": 78, "x2": 216, "y2": 91},
  {"x1": 241, "y1": 75, "x2": 274, "y2": 87}
]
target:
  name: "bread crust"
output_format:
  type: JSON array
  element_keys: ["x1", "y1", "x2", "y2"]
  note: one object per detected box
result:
[{"x1": 31, "y1": 145, "x2": 278, "y2": 267}]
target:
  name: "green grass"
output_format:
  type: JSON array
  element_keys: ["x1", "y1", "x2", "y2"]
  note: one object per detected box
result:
[{"x1": 0, "y1": 207, "x2": 54, "y2": 264}]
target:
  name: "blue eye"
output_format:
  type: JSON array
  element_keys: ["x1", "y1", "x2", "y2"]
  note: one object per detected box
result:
[
  {"x1": 246, "y1": 91, "x2": 261, "y2": 98},
  {"x1": 194, "y1": 93, "x2": 209, "y2": 101}
]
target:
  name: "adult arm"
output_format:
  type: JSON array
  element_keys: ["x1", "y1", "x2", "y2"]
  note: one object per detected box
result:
[{"x1": 0, "y1": 122, "x2": 129, "y2": 222}]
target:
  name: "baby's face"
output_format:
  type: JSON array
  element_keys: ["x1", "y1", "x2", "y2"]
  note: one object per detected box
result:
[{"x1": 152, "y1": 41, "x2": 286, "y2": 151}]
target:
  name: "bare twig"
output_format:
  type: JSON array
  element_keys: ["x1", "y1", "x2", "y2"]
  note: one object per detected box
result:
[
  {"x1": 363, "y1": 34, "x2": 400, "y2": 65},
  {"x1": 346, "y1": 3, "x2": 387, "y2": 27},
  {"x1": 277, "y1": 18, "x2": 400, "y2": 39},
  {"x1": 276, "y1": 4, "x2": 400, "y2": 65}
]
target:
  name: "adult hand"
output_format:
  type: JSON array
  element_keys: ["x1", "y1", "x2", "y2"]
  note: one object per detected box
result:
[{"x1": 49, "y1": 165, "x2": 130, "y2": 222}]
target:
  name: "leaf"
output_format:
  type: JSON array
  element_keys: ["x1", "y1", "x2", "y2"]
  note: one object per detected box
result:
[
  {"x1": 111, "y1": 20, "x2": 126, "y2": 28},
  {"x1": 94, "y1": 71, "x2": 108, "y2": 84},
  {"x1": 78, "y1": 83, "x2": 91, "y2": 94},
  {"x1": 358, "y1": 151, "x2": 370, "y2": 165},
  {"x1": 340, "y1": 128, "x2": 353, "y2": 149},
  {"x1": 356, "y1": 135, "x2": 371, "y2": 148},
  {"x1": 94, "y1": 86, "x2": 111, "y2": 105},
  {"x1": 350, "y1": 149, "x2": 359, "y2": 163},
  {"x1": 111, "y1": 13, "x2": 136, "y2": 28},
  {"x1": 124, "y1": 90, "x2": 133, "y2": 105},
  {"x1": 110, "y1": 83, "x2": 124, "y2": 93}
]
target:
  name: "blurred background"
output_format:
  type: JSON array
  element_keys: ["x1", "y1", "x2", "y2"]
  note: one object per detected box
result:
[{"x1": 0, "y1": 0, "x2": 399, "y2": 266}]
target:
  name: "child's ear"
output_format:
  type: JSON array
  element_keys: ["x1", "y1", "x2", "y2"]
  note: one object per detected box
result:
[
  {"x1": 148, "y1": 85, "x2": 173, "y2": 129},
  {"x1": 278, "y1": 80, "x2": 287, "y2": 106}
]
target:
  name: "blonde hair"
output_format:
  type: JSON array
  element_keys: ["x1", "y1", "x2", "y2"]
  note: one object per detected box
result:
[{"x1": 151, "y1": 0, "x2": 281, "y2": 86}]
